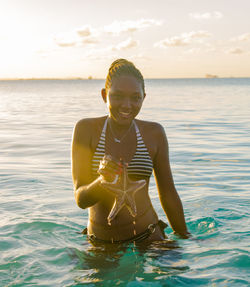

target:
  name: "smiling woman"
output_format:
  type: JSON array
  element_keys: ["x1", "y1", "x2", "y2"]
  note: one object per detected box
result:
[{"x1": 71, "y1": 58, "x2": 190, "y2": 245}]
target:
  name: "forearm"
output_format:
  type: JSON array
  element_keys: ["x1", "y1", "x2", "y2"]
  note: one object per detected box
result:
[
  {"x1": 160, "y1": 189, "x2": 189, "y2": 236},
  {"x1": 74, "y1": 176, "x2": 103, "y2": 209}
]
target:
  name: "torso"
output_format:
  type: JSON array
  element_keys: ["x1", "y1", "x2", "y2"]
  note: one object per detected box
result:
[
  {"x1": 85, "y1": 116, "x2": 162, "y2": 241},
  {"x1": 91, "y1": 116, "x2": 154, "y2": 179}
]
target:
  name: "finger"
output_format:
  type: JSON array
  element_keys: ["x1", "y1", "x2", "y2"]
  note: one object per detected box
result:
[{"x1": 99, "y1": 160, "x2": 121, "y2": 175}]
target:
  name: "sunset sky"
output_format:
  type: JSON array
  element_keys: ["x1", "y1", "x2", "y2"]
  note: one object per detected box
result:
[{"x1": 0, "y1": 0, "x2": 249, "y2": 79}]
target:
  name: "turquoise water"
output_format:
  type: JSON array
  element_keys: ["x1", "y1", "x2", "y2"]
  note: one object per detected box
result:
[{"x1": 0, "y1": 78, "x2": 249, "y2": 286}]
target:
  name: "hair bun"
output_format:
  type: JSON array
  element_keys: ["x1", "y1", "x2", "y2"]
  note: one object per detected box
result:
[{"x1": 105, "y1": 58, "x2": 145, "y2": 92}]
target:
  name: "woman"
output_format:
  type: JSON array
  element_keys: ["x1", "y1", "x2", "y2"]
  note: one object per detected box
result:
[{"x1": 71, "y1": 59, "x2": 189, "y2": 245}]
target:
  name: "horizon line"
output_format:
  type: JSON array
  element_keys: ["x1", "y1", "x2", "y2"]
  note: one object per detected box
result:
[{"x1": 1, "y1": 76, "x2": 250, "y2": 81}]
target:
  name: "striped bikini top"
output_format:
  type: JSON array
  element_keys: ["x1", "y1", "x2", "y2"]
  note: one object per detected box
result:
[{"x1": 91, "y1": 117, "x2": 153, "y2": 179}]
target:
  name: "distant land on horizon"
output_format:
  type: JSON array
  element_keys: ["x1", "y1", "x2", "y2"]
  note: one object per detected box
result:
[
  {"x1": 1, "y1": 75, "x2": 249, "y2": 81},
  {"x1": 0, "y1": 77, "x2": 96, "y2": 81}
]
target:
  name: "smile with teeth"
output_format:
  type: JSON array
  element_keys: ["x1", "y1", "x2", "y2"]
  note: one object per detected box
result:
[{"x1": 119, "y1": 111, "x2": 131, "y2": 117}]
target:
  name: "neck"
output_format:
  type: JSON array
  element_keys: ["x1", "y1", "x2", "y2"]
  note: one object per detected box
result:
[
  {"x1": 108, "y1": 117, "x2": 134, "y2": 142},
  {"x1": 108, "y1": 117, "x2": 134, "y2": 135}
]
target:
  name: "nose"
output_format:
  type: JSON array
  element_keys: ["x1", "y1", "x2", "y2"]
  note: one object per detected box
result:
[{"x1": 121, "y1": 97, "x2": 132, "y2": 109}]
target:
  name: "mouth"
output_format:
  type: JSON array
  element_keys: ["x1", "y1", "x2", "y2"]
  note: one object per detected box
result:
[{"x1": 119, "y1": 111, "x2": 132, "y2": 119}]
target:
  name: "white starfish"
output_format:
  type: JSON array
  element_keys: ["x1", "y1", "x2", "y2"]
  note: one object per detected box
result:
[{"x1": 101, "y1": 163, "x2": 146, "y2": 225}]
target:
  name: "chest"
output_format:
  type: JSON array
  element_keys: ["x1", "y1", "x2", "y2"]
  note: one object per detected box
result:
[{"x1": 91, "y1": 120, "x2": 157, "y2": 165}]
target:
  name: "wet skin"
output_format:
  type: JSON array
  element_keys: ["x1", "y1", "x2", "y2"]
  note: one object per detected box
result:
[{"x1": 71, "y1": 75, "x2": 189, "y2": 243}]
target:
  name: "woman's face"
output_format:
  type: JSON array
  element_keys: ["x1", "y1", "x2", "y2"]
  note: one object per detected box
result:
[{"x1": 103, "y1": 75, "x2": 145, "y2": 126}]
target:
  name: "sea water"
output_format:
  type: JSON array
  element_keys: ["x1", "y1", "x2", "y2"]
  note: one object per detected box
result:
[{"x1": 0, "y1": 78, "x2": 249, "y2": 286}]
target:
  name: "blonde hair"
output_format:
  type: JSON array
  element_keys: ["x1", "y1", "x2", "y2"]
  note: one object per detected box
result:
[{"x1": 105, "y1": 59, "x2": 145, "y2": 92}]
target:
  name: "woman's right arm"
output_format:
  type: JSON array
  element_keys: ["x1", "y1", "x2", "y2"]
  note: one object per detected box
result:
[{"x1": 71, "y1": 119, "x2": 103, "y2": 209}]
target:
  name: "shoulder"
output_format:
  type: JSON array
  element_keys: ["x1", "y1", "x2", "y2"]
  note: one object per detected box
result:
[
  {"x1": 74, "y1": 116, "x2": 105, "y2": 129},
  {"x1": 74, "y1": 116, "x2": 106, "y2": 133},
  {"x1": 73, "y1": 116, "x2": 106, "y2": 144},
  {"x1": 135, "y1": 119, "x2": 166, "y2": 139}
]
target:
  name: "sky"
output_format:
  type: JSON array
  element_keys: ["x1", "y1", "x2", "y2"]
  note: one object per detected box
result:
[{"x1": 0, "y1": 0, "x2": 250, "y2": 79}]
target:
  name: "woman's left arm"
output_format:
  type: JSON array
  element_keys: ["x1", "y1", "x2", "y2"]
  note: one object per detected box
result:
[{"x1": 152, "y1": 123, "x2": 190, "y2": 238}]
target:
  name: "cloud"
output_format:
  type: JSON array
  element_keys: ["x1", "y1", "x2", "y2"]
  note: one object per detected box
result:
[
  {"x1": 76, "y1": 25, "x2": 93, "y2": 37},
  {"x1": 112, "y1": 37, "x2": 139, "y2": 51},
  {"x1": 55, "y1": 36, "x2": 99, "y2": 47},
  {"x1": 82, "y1": 38, "x2": 139, "y2": 60},
  {"x1": 186, "y1": 31, "x2": 212, "y2": 39},
  {"x1": 226, "y1": 47, "x2": 245, "y2": 54},
  {"x1": 53, "y1": 18, "x2": 161, "y2": 49},
  {"x1": 53, "y1": 18, "x2": 162, "y2": 49},
  {"x1": 239, "y1": 33, "x2": 250, "y2": 41},
  {"x1": 81, "y1": 37, "x2": 99, "y2": 44},
  {"x1": 104, "y1": 19, "x2": 163, "y2": 35},
  {"x1": 54, "y1": 31, "x2": 80, "y2": 47},
  {"x1": 231, "y1": 33, "x2": 250, "y2": 42},
  {"x1": 55, "y1": 40, "x2": 76, "y2": 47},
  {"x1": 54, "y1": 26, "x2": 99, "y2": 48},
  {"x1": 189, "y1": 11, "x2": 223, "y2": 20},
  {"x1": 155, "y1": 37, "x2": 189, "y2": 47},
  {"x1": 154, "y1": 31, "x2": 212, "y2": 48},
  {"x1": 76, "y1": 25, "x2": 99, "y2": 45}
]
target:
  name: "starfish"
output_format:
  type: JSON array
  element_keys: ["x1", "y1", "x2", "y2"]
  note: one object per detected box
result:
[{"x1": 100, "y1": 162, "x2": 146, "y2": 225}]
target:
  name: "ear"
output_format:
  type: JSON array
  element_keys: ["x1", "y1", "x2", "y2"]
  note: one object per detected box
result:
[{"x1": 101, "y1": 88, "x2": 107, "y2": 103}]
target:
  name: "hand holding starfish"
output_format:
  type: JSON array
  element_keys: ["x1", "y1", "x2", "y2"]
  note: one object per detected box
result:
[{"x1": 98, "y1": 155, "x2": 146, "y2": 225}]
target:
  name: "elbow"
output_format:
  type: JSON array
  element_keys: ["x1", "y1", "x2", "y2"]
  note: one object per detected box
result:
[
  {"x1": 74, "y1": 189, "x2": 88, "y2": 209},
  {"x1": 74, "y1": 188, "x2": 96, "y2": 209},
  {"x1": 76, "y1": 199, "x2": 87, "y2": 210}
]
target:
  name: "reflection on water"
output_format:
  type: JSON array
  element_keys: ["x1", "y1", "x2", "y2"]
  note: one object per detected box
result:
[{"x1": 69, "y1": 238, "x2": 184, "y2": 285}]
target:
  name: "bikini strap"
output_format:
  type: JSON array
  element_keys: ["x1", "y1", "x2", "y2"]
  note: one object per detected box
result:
[
  {"x1": 133, "y1": 120, "x2": 140, "y2": 135},
  {"x1": 101, "y1": 117, "x2": 108, "y2": 137}
]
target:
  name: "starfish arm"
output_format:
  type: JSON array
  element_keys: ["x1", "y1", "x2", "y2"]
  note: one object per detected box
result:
[
  {"x1": 124, "y1": 194, "x2": 137, "y2": 217},
  {"x1": 101, "y1": 181, "x2": 124, "y2": 196},
  {"x1": 123, "y1": 179, "x2": 146, "y2": 217},
  {"x1": 126, "y1": 179, "x2": 146, "y2": 194},
  {"x1": 107, "y1": 195, "x2": 126, "y2": 224}
]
